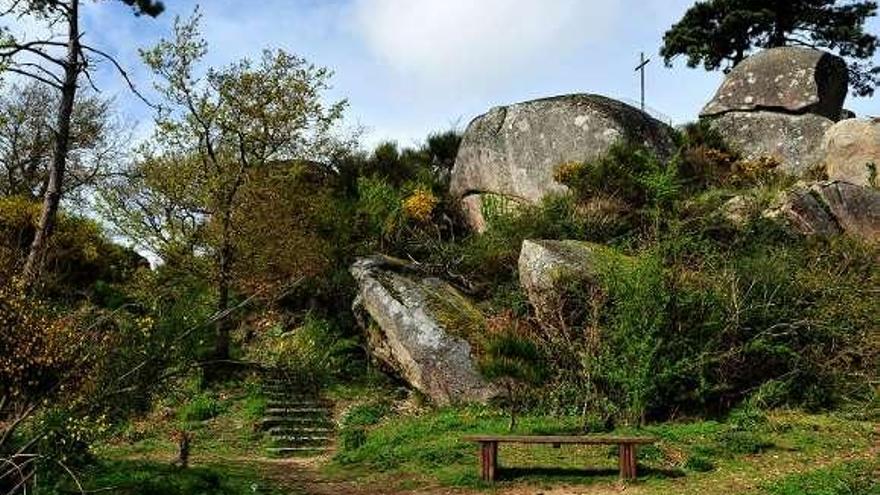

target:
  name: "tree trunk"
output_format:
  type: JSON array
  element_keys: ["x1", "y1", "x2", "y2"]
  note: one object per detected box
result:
[
  {"x1": 214, "y1": 238, "x2": 232, "y2": 361},
  {"x1": 769, "y1": 0, "x2": 789, "y2": 48},
  {"x1": 210, "y1": 166, "x2": 246, "y2": 366},
  {"x1": 22, "y1": 0, "x2": 80, "y2": 288}
]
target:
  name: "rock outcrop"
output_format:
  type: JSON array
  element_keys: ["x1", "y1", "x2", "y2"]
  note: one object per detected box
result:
[
  {"x1": 518, "y1": 240, "x2": 628, "y2": 326},
  {"x1": 821, "y1": 118, "x2": 880, "y2": 187},
  {"x1": 450, "y1": 94, "x2": 677, "y2": 231},
  {"x1": 701, "y1": 47, "x2": 848, "y2": 176},
  {"x1": 350, "y1": 256, "x2": 495, "y2": 405},
  {"x1": 708, "y1": 111, "x2": 833, "y2": 175},
  {"x1": 701, "y1": 47, "x2": 848, "y2": 120},
  {"x1": 764, "y1": 181, "x2": 880, "y2": 242}
]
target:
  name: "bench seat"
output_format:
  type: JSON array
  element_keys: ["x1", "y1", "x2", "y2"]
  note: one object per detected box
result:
[{"x1": 463, "y1": 434, "x2": 657, "y2": 482}]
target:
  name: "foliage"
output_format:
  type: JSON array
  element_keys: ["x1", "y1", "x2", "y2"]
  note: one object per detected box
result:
[
  {"x1": 479, "y1": 329, "x2": 547, "y2": 430},
  {"x1": 338, "y1": 401, "x2": 392, "y2": 451},
  {"x1": 0, "y1": 196, "x2": 146, "y2": 300},
  {"x1": 246, "y1": 314, "x2": 360, "y2": 389},
  {"x1": 553, "y1": 141, "x2": 679, "y2": 209},
  {"x1": 661, "y1": 0, "x2": 880, "y2": 96},
  {"x1": 178, "y1": 392, "x2": 225, "y2": 423},
  {"x1": 102, "y1": 10, "x2": 349, "y2": 360},
  {"x1": 593, "y1": 253, "x2": 668, "y2": 425},
  {"x1": 0, "y1": 82, "x2": 124, "y2": 203},
  {"x1": 0, "y1": 278, "x2": 75, "y2": 403}
]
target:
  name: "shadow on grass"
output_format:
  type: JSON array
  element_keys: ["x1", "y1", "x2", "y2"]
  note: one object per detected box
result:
[
  {"x1": 54, "y1": 459, "x2": 280, "y2": 495},
  {"x1": 496, "y1": 465, "x2": 686, "y2": 482}
]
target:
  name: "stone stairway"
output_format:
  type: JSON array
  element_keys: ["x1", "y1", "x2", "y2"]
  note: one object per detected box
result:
[{"x1": 259, "y1": 372, "x2": 335, "y2": 457}]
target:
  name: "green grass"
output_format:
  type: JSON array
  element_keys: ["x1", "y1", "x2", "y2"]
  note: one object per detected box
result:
[
  {"x1": 52, "y1": 459, "x2": 282, "y2": 495},
  {"x1": 91, "y1": 383, "x2": 878, "y2": 495},
  {"x1": 763, "y1": 460, "x2": 880, "y2": 495},
  {"x1": 327, "y1": 407, "x2": 878, "y2": 493},
  {"x1": 98, "y1": 382, "x2": 273, "y2": 462}
]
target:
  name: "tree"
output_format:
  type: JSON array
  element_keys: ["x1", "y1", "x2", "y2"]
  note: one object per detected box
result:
[
  {"x1": 0, "y1": 0, "x2": 163, "y2": 288},
  {"x1": 479, "y1": 332, "x2": 546, "y2": 431},
  {"x1": 103, "y1": 11, "x2": 347, "y2": 363},
  {"x1": 0, "y1": 82, "x2": 123, "y2": 202},
  {"x1": 661, "y1": 0, "x2": 880, "y2": 96}
]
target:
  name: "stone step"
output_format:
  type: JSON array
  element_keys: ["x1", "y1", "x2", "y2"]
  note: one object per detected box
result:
[
  {"x1": 260, "y1": 417, "x2": 334, "y2": 429},
  {"x1": 268, "y1": 426, "x2": 333, "y2": 436},
  {"x1": 266, "y1": 400, "x2": 331, "y2": 409},
  {"x1": 262, "y1": 391, "x2": 321, "y2": 400},
  {"x1": 261, "y1": 383, "x2": 317, "y2": 391},
  {"x1": 265, "y1": 446, "x2": 330, "y2": 457},
  {"x1": 270, "y1": 435, "x2": 333, "y2": 444},
  {"x1": 265, "y1": 407, "x2": 331, "y2": 415}
]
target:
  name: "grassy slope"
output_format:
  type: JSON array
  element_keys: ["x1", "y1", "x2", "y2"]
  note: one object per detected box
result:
[
  {"x1": 67, "y1": 382, "x2": 877, "y2": 495},
  {"x1": 328, "y1": 407, "x2": 879, "y2": 494}
]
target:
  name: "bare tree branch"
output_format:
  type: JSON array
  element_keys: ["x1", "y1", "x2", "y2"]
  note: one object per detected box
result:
[
  {"x1": 80, "y1": 44, "x2": 155, "y2": 108},
  {"x1": 2, "y1": 66, "x2": 62, "y2": 88}
]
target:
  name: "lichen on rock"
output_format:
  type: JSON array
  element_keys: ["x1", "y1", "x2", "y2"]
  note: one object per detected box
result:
[{"x1": 350, "y1": 255, "x2": 496, "y2": 405}]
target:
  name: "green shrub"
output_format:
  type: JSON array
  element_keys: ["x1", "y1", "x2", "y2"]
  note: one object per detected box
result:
[
  {"x1": 554, "y1": 141, "x2": 675, "y2": 208},
  {"x1": 479, "y1": 331, "x2": 547, "y2": 430},
  {"x1": 178, "y1": 393, "x2": 224, "y2": 423},
  {"x1": 593, "y1": 252, "x2": 668, "y2": 425},
  {"x1": 340, "y1": 427, "x2": 368, "y2": 451},
  {"x1": 342, "y1": 402, "x2": 391, "y2": 428},
  {"x1": 717, "y1": 431, "x2": 774, "y2": 455},
  {"x1": 50, "y1": 460, "x2": 272, "y2": 495},
  {"x1": 684, "y1": 453, "x2": 715, "y2": 472},
  {"x1": 247, "y1": 314, "x2": 360, "y2": 389}
]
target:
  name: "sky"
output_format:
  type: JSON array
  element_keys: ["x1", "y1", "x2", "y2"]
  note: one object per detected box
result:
[{"x1": 12, "y1": 0, "x2": 880, "y2": 149}]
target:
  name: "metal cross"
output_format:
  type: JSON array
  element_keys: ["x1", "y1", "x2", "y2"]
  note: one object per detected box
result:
[{"x1": 634, "y1": 52, "x2": 651, "y2": 112}]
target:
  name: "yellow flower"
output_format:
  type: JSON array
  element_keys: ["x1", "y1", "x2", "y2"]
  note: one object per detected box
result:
[{"x1": 403, "y1": 188, "x2": 438, "y2": 223}]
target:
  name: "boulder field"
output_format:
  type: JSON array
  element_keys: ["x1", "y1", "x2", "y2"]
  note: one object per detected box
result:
[{"x1": 352, "y1": 46, "x2": 880, "y2": 404}]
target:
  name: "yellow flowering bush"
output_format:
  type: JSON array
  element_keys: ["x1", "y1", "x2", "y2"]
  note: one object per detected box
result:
[
  {"x1": 0, "y1": 277, "x2": 99, "y2": 404},
  {"x1": 553, "y1": 160, "x2": 588, "y2": 185},
  {"x1": 733, "y1": 155, "x2": 782, "y2": 185},
  {"x1": 402, "y1": 187, "x2": 439, "y2": 223}
]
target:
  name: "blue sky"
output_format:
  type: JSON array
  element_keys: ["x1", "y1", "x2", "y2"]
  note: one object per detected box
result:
[{"x1": 22, "y1": 0, "x2": 880, "y2": 148}]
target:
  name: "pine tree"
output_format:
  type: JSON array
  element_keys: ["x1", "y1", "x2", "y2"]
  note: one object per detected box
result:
[{"x1": 661, "y1": 0, "x2": 880, "y2": 96}]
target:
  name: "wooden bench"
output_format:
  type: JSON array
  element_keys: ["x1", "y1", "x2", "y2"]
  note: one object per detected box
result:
[{"x1": 463, "y1": 435, "x2": 657, "y2": 482}]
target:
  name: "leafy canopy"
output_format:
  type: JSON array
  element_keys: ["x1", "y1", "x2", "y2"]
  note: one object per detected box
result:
[{"x1": 661, "y1": 0, "x2": 880, "y2": 96}]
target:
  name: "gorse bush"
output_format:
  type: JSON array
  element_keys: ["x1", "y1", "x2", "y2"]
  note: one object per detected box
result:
[
  {"x1": 554, "y1": 141, "x2": 678, "y2": 209},
  {"x1": 451, "y1": 132, "x2": 880, "y2": 423}
]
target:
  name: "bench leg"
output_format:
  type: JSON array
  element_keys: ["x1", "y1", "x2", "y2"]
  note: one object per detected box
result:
[
  {"x1": 480, "y1": 441, "x2": 498, "y2": 482},
  {"x1": 618, "y1": 443, "x2": 637, "y2": 480}
]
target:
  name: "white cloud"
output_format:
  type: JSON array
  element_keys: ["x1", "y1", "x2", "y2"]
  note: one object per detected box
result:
[{"x1": 352, "y1": 0, "x2": 622, "y2": 88}]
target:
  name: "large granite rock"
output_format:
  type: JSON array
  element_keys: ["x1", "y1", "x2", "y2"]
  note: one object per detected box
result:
[
  {"x1": 350, "y1": 256, "x2": 495, "y2": 405},
  {"x1": 518, "y1": 239, "x2": 628, "y2": 327},
  {"x1": 822, "y1": 118, "x2": 880, "y2": 187},
  {"x1": 764, "y1": 181, "x2": 880, "y2": 242},
  {"x1": 451, "y1": 94, "x2": 677, "y2": 231},
  {"x1": 707, "y1": 111, "x2": 833, "y2": 176},
  {"x1": 701, "y1": 47, "x2": 848, "y2": 120}
]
